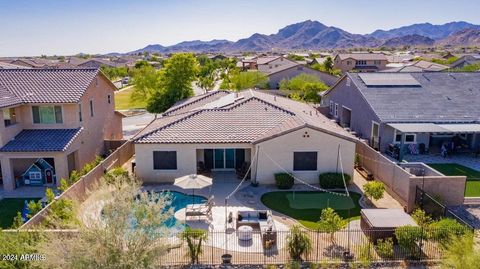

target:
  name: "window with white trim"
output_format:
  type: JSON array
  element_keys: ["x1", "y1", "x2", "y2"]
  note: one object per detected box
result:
[
  {"x1": 29, "y1": 172, "x2": 42, "y2": 180},
  {"x1": 329, "y1": 101, "x2": 334, "y2": 115},
  {"x1": 334, "y1": 103, "x2": 339, "y2": 117}
]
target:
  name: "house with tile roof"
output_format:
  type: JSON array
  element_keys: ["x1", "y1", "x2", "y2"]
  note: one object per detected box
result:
[
  {"x1": 0, "y1": 69, "x2": 123, "y2": 191},
  {"x1": 322, "y1": 72, "x2": 480, "y2": 158},
  {"x1": 333, "y1": 53, "x2": 389, "y2": 73},
  {"x1": 133, "y1": 90, "x2": 357, "y2": 184},
  {"x1": 266, "y1": 62, "x2": 339, "y2": 88}
]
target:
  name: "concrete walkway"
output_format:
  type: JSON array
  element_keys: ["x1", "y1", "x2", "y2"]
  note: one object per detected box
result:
[
  {"x1": 0, "y1": 186, "x2": 47, "y2": 199},
  {"x1": 351, "y1": 170, "x2": 404, "y2": 209}
]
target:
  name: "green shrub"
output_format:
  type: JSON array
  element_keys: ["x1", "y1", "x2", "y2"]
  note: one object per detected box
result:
[
  {"x1": 411, "y1": 209, "x2": 433, "y2": 228},
  {"x1": 286, "y1": 225, "x2": 312, "y2": 261},
  {"x1": 27, "y1": 200, "x2": 43, "y2": 219},
  {"x1": 69, "y1": 170, "x2": 81, "y2": 184},
  {"x1": 429, "y1": 218, "x2": 467, "y2": 246},
  {"x1": 395, "y1": 225, "x2": 423, "y2": 259},
  {"x1": 275, "y1": 173, "x2": 294, "y2": 189},
  {"x1": 58, "y1": 178, "x2": 70, "y2": 193},
  {"x1": 319, "y1": 173, "x2": 351, "y2": 189},
  {"x1": 45, "y1": 188, "x2": 55, "y2": 204},
  {"x1": 105, "y1": 167, "x2": 129, "y2": 185},
  {"x1": 375, "y1": 237, "x2": 394, "y2": 259},
  {"x1": 285, "y1": 261, "x2": 301, "y2": 269}
]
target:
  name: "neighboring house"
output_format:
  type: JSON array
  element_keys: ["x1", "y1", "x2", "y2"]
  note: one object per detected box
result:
[
  {"x1": 77, "y1": 58, "x2": 119, "y2": 69},
  {"x1": 267, "y1": 63, "x2": 339, "y2": 88},
  {"x1": 133, "y1": 90, "x2": 357, "y2": 185},
  {"x1": 383, "y1": 60, "x2": 449, "y2": 72},
  {"x1": 322, "y1": 72, "x2": 480, "y2": 155},
  {"x1": 333, "y1": 53, "x2": 389, "y2": 73},
  {"x1": 450, "y1": 54, "x2": 480, "y2": 68},
  {"x1": 0, "y1": 62, "x2": 30, "y2": 69},
  {"x1": 10, "y1": 59, "x2": 49, "y2": 69},
  {"x1": 257, "y1": 56, "x2": 296, "y2": 73},
  {"x1": 0, "y1": 69, "x2": 123, "y2": 190}
]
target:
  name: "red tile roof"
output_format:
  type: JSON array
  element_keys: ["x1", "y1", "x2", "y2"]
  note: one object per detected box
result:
[
  {"x1": 0, "y1": 68, "x2": 99, "y2": 108},
  {"x1": 134, "y1": 90, "x2": 356, "y2": 144}
]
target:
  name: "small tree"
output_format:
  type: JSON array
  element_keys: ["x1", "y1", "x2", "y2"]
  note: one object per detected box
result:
[
  {"x1": 58, "y1": 178, "x2": 70, "y2": 193},
  {"x1": 286, "y1": 225, "x2": 312, "y2": 261},
  {"x1": 363, "y1": 181, "x2": 385, "y2": 204},
  {"x1": 39, "y1": 176, "x2": 174, "y2": 268},
  {"x1": 317, "y1": 207, "x2": 347, "y2": 243},
  {"x1": 180, "y1": 228, "x2": 207, "y2": 264}
]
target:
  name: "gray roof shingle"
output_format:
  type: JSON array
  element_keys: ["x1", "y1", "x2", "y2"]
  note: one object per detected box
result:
[
  {"x1": 0, "y1": 68, "x2": 99, "y2": 107},
  {"x1": 0, "y1": 128, "x2": 82, "y2": 152},
  {"x1": 348, "y1": 72, "x2": 480, "y2": 123}
]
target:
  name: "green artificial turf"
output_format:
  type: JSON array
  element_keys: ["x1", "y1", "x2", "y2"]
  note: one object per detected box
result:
[
  {"x1": 427, "y1": 163, "x2": 480, "y2": 197},
  {"x1": 261, "y1": 191, "x2": 362, "y2": 230},
  {"x1": 0, "y1": 198, "x2": 40, "y2": 229}
]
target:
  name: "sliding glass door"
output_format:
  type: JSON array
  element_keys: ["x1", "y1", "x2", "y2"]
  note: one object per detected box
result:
[{"x1": 213, "y1": 148, "x2": 236, "y2": 170}]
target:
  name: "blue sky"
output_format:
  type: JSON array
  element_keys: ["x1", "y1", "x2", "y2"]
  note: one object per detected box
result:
[{"x1": 1, "y1": 0, "x2": 479, "y2": 56}]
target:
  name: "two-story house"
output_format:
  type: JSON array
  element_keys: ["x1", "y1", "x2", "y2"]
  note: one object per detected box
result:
[
  {"x1": 333, "y1": 53, "x2": 388, "y2": 73},
  {"x1": 0, "y1": 69, "x2": 123, "y2": 191}
]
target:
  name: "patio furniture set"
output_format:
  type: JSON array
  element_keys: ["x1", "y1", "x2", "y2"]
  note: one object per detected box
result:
[
  {"x1": 185, "y1": 195, "x2": 214, "y2": 219},
  {"x1": 236, "y1": 210, "x2": 277, "y2": 249}
]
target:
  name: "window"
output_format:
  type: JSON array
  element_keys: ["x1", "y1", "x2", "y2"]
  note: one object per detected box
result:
[
  {"x1": 329, "y1": 101, "x2": 334, "y2": 115},
  {"x1": 394, "y1": 131, "x2": 416, "y2": 144},
  {"x1": 32, "y1": 105, "x2": 63, "y2": 124},
  {"x1": 3, "y1": 108, "x2": 16, "y2": 127},
  {"x1": 107, "y1": 94, "x2": 111, "y2": 104},
  {"x1": 78, "y1": 104, "x2": 83, "y2": 122},
  {"x1": 347, "y1": 61, "x2": 351, "y2": 65},
  {"x1": 356, "y1": 60, "x2": 367, "y2": 66},
  {"x1": 29, "y1": 172, "x2": 42, "y2": 180},
  {"x1": 405, "y1": 134, "x2": 416, "y2": 143},
  {"x1": 334, "y1": 103, "x2": 339, "y2": 117},
  {"x1": 89, "y1": 100, "x2": 94, "y2": 117},
  {"x1": 293, "y1": 152, "x2": 317, "y2": 171},
  {"x1": 374, "y1": 60, "x2": 381, "y2": 65},
  {"x1": 153, "y1": 151, "x2": 177, "y2": 170}
]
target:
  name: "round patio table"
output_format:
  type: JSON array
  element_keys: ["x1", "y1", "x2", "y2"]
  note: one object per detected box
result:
[{"x1": 237, "y1": 225, "x2": 253, "y2": 241}]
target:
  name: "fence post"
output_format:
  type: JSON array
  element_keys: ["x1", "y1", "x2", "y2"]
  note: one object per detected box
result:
[{"x1": 316, "y1": 230, "x2": 320, "y2": 263}]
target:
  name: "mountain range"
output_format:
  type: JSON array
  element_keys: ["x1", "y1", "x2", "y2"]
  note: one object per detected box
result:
[{"x1": 129, "y1": 20, "x2": 480, "y2": 54}]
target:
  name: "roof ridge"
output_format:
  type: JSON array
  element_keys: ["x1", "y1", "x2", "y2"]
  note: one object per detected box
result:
[{"x1": 163, "y1": 90, "x2": 229, "y2": 115}]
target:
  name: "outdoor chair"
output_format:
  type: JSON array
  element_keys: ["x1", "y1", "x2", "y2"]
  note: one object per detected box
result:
[
  {"x1": 186, "y1": 195, "x2": 214, "y2": 212},
  {"x1": 185, "y1": 201, "x2": 213, "y2": 219}
]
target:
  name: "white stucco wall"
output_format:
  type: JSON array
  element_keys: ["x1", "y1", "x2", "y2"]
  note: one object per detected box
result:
[
  {"x1": 254, "y1": 127, "x2": 355, "y2": 184},
  {"x1": 135, "y1": 127, "x2": 355, "y2": 186},
  {"x1": 134, "y1": 143, "x2": 253, "y2": 183}
]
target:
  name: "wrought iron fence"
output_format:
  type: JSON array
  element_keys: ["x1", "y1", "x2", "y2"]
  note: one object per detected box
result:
[
  {"x1": 159, "y1": 227, "x2": 465, "y2": 266},
  {"x1": 415, "y1": 186, "x2": 474, "y2": 230}
]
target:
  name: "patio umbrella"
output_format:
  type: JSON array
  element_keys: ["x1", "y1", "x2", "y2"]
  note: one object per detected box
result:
[{"x1": 173, "y1": 174, "x2": 212, "y2": 204}]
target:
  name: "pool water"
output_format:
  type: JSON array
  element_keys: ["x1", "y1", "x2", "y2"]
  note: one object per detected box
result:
[{"x1": 161, "y1": 191, "x2": 207, "y2": 228}]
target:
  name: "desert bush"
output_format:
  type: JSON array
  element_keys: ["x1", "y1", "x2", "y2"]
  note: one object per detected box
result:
[
  {"x1": 395, "y1": 225, "x2": 423, "y2": 259},
  {"x1": 429, "y1": 218, "x2": 467, "y2": 247},
  {"x1": 275, "y1": 173, "x2": 294, "y2": 189},
  {"x1": 375, "y1": 237, "x2": 394, "y2": 259},
  {"x1": 411, "y1": 209, "x2": 433, "y2": 228},
  {"x1": 363, "y1": 181, "x2": 385, "y2": 202},
  {"x1": 319, "y1": 173, "x2": 351, "y2": 189}
]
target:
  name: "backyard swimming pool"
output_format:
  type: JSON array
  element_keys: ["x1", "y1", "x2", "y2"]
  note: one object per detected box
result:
[{"x1": 160, "y1": 191, "x2": 207, "y2": 228}]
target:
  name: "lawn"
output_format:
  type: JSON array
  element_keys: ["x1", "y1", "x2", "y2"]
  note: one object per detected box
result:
[
  {"x1": 114, "y1": 86, "x2": 147, "y2": 110},
  {"x1": 427, "y1": 163, "x2": 480, "y2": 197},
  {"x1": 260, "y1": 191, "x2": 362, "y2": 230},
  {"x1": 0, "y1": 198, "x2": 40, "y2": 228}
]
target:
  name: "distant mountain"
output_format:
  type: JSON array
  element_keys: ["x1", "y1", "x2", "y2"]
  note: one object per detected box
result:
[
  {"x1": 369, "y1": 21, "x2": 479, "y2": 40},
  {"x1": 381, "y1": 34, "x2": 435, "y2": 47},
  {"x1": 126, "y1": 20, "x2": 480, "y2": 54},
  {"x1": 437, "y1": 28, "x2": 480, "y2": 46}
]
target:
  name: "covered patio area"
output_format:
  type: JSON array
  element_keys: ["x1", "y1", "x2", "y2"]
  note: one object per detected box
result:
[{"x1": 384, "y1": 122, "x2": 480, "y2": 163}]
